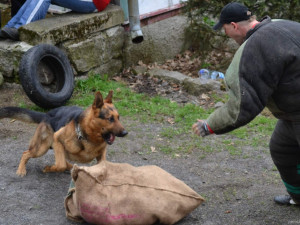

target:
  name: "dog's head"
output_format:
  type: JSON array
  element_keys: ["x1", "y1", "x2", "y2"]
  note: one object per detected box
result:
[{"x1": 87, "y1": 90, "x2": 128, "y2": 145}]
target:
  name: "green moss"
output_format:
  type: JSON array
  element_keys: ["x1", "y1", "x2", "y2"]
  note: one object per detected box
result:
[{"x1": 0, "y1": 4, "x2": 11, "y2": 28}]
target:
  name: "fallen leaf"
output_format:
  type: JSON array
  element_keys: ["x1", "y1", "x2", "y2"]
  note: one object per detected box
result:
[
  {"x1": 150, "y1": 146, "x2": 157, "y2": 153},
  {"x1": 112, "y1": 76, "x2": 122, "y2": 82},
  {"x1": 201, "y1": 93, "x2": 210, "y2": 101},
  {"x1": 167, "y1": 117, "x2": 175, "y2": 124}
]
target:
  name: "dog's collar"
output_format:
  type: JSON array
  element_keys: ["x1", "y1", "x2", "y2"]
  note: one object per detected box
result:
[{"x1": 75, "y1": 122, "x2": 86, "y2": 140}]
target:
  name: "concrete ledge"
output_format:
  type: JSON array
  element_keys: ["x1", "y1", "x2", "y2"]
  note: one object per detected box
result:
[
  {"x1": 182, "y1": 77, "x2": 221, "y2": 96},
  {"x1": 0, "y1": 41, "x2": 32, "y2": 78},
  {"x1": 147, "y1": 68, "x2": 187, "y2": 84},
  {"x1": 64, "y1": 26, "x2": 124, "y2": 74},
  {"x1": 147, "y1": 68, "x2": 223, "y2": 96},
  {"x1": 19, "y1": 4, "x2": 124, "y2": 45}
]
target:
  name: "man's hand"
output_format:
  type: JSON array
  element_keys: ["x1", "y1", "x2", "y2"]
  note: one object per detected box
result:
[{"x1": 192, "y1": 120, "x2": 214, "y2": 137}]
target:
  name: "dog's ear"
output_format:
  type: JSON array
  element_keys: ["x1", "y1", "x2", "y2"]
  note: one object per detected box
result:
[
  {"x1": 104, "y1": 90, "x2": 113, "y2": 104},
  {"x1": 93, "y1": 91, "x2": 104, "y2": 109}
]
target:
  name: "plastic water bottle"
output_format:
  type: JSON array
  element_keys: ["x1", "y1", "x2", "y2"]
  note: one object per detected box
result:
[
  {"x1": 198, "y1": 69, "x2": 224, "y2": 80},
  {"x1": 211, "y1": 71, "x2": 225, "y2": 80},
  {"x1": 198, "y1": 69, "x2": 210, "y2": 79}
]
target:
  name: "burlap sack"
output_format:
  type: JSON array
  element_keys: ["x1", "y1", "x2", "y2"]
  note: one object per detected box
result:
[{"x1": 65, "y1": 161, "x2": 204, "y2": 225}]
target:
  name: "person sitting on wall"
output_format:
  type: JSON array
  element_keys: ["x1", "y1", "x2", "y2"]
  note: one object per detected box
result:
[{"x1": 0, "y1": 0, "x2": 110, "y2": 41}]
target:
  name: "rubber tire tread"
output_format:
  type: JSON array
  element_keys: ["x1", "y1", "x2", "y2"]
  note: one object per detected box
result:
[{"x1": 19, "y1": 44, "x2": 74, "y2": 109}]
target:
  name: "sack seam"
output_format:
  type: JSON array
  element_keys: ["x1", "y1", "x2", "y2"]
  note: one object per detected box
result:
[
  {"x1": 76, "y1": 169, "x2": 204, "y2": 200},
  {"x1": 102, "y1": 183, "x2": 204, "y2": 200}
]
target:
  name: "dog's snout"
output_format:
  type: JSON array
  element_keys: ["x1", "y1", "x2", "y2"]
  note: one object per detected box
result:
[{"x1": 117, "y1": 130, "x2": 128, "y2": 137}]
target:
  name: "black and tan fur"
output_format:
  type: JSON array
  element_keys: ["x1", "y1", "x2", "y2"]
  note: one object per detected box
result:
[{"x1": 0, "y1": 91, "x2": 127, "y2": 177}]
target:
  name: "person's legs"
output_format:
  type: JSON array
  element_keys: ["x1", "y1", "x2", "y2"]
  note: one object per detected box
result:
[
  {"x1": 270, "y1": 120, "x2": 300, "y2": 204},
  {"x1": 6, "y1": 0, "x2": 51, "y2": 29},
  {"x1": 51, "y1": 0, "x2": 97, "y2": 13},
  {"x1": 7, "y1": 0, "x2": 97, "y2": 28},
  {"x1": 11, "y1": 0, "x2": 26, "y2": 17},
  {"x1": 2, "y1": 0, "x2": 98, "y2": 40}
]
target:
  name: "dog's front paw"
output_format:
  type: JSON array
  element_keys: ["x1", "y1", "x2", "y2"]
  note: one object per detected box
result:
[
  {"x1": 43, "y1": 165, "x2": 66, "y2": 173},
  {"x1": 43, "y1": 165, "x2": 53, "y2": 173},
  {"x1": 16, "y1": 169, "x2": 27, "y2": 177}
]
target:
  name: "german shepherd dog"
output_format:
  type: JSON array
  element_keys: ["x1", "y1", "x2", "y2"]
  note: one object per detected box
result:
[{"x1": 0, "y1": 91, "x2": 127, "y2": 177}]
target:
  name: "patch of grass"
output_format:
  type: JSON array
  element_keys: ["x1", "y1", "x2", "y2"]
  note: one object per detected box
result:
[
  {"x1": 222, "y1": 139, "x2": 244, "y2": 156},
  {"x1": 210, "y1": 91, "x2": 228, "y2": 103},
  {"x1": 223, "y1": 187, "x2": 237, "y2": 201},
  {"x1": 249, "y1": 137, "x2": 260, "y2": 148},
  {"x1": 18, "y1": 101, "x2": 47, "y2": 112},
  {"x1": 75, "y1": 75, "x2": 276, "y2": 146},
  {"x1": 247, "y1": 115, "x2": 277, "y2": 135},
  {"x1": 175, "y1": 140, "x2": 204, "y2": 154},
  {"x1": 201, "y1": 145, "x2": 217, "y2": 154},
  {"x1": 70, "y1": 74, "x2": 212, "y2": 132},
  {"x1": 230, "y1": 127, "x2": 249, "y2": 139},
  {"x1": 23, "y1": 74, "x2": 276, "y2": 157},
  {"x1": 157, "y1": 144, "x2": 173, "y2": 154},
  {"x1": 230, "y1": 115, "x2": 276, "y2": 149},
  {"x1": 231, "y1": 116, "x2": 276, "y2": 139},
  {"x1": 18, "y1": 102, "x2": 27, "y2": 108},
  {"x1": 160, "y1": 127, "x2": 184, "y2": 138}
]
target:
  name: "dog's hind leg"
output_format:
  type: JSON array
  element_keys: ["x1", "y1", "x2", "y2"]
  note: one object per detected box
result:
[
  {"x1": 16, "y1": 122, "x2": 53, "y2": 177},
  {"x1": 43, "y1": 128, "x2": 69, "y2": 173}
]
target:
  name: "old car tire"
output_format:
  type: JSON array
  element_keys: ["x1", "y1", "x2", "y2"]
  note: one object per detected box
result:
[{"x1": 19, "y1": 44, "x2": 74, "y2": 109}]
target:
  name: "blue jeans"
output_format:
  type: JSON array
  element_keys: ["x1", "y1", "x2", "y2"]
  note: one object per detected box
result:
[{"x1": 6, "y1": 0, "x2": 97, "y2": 29}]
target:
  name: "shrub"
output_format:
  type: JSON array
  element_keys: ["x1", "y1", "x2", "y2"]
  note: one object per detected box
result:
[{"x1": 182, "y1": 0, "x2": 300, "y2": 70}]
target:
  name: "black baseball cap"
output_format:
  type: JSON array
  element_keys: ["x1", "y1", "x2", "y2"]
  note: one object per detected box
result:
[{"x1": 213, "y1": 2, "x2": 252, "y2": 30}]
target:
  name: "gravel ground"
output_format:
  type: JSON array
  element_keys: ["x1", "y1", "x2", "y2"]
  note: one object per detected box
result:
[{"x1": 0, "y1": 81, "x2": 300, "y2": 225}]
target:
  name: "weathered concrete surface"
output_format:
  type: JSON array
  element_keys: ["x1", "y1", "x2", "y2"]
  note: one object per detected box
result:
[
  {"x1": 19, "y1": 4, "x2": 124, "y2": 46},
  {"x1": 148, "y1": 68, "x2": 224, "y2": 96},
  {"x1": 148, "y1": 68, "x2": 188, "y2": 85},
  {"x1": 182, "y1": 77, "x2": 222, "y2": 95},
  {"x1": 0, "y1": 41, "x2": 32, "y2": 79},
  {"x1": 64, "y1": 26, "x2": 124, "y2": 75},
  {"x1": 0, "y1": 4, "x2": 125, "y2": 80},
  {"x1": 0, "y1": 72, "x2": 3, "y2": 85},
  {"x1": 123, "y1": 15, "x2": 188, "y2": 66},
  {"x1": 0, "y1": 4, "x2": 190, "y2": 84}
]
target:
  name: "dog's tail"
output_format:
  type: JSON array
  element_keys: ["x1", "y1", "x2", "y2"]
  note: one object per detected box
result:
[{"x1": 0, "y1": 107, "x2": 47, "y2": 124}]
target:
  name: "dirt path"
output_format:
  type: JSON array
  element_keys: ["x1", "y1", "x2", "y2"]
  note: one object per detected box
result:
[{"x1": 0, "y1": 83, "x2": 299, "y2": 225}]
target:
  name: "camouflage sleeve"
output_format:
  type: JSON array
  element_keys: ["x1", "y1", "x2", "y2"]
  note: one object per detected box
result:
[
  {"x1": 206, "y1": 42, "x2": 245, "y2": 134},
  {"x1": 206, "y1": 19, "x2": 300, "y2": 134}
]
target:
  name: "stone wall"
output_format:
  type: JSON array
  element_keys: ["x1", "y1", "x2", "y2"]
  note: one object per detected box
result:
[{"x1": 0, "y1": 4, "x2": 189, "y2": 84}]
